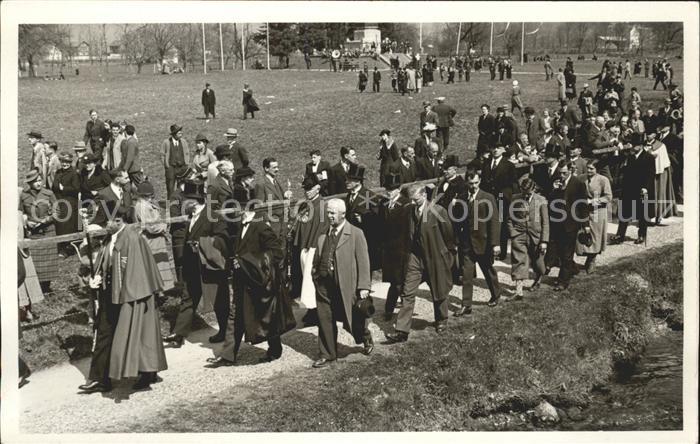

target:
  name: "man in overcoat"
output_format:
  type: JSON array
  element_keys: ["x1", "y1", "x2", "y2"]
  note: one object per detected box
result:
[
  {"x1": 477, "y1": 104, "x2": 496, "y2": 156},
  {"x1": 378, "y1": 129, "x2": 400, "y2": 187},
  {"x1": 345, "y1": 163, "x2": 384, "y2": 271},
  {"x1": 455, "y1": 171, "x2": 502, "y2": 314},
  {"x1": 118, "y1": 125, "x2": 143, "y2": 187},
  {"x1": 161, "y1": 124, "x2": 191, "y2": 199},
  {"x1": 311, "y1": 199, "x2": 373, "y2": 368},
  {"x1": 433, "y1": 97, "x2": 457, "y2": 150},
  {"x1": 385, "y1": 183, "x2": 457, "y2": 342},
  {"x1": 201, "y1": 82, "x2": 216, "y2": 119},
  {"x1": 327, "y1": 146, "x2": 357, "y2": 196},
  {"x1": 481, "y1": 144, "x2": 516, "y2": 260},
  {"x1": 83, "y1": 109, "x2": 108, "y2": 160}
]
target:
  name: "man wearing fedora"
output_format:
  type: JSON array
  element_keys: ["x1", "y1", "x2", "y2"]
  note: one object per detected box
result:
[
  {"x1": 311, "y1": 198, "x2": 374, "y2": 368},
  {"x1": 27, "y1": 130, "x2": 47, "y2": 182},
  {"x1": 432, "y1": 97, "x2": 456, "y2": 151},
  {"x1": 414, "y1": 123, "x2": 442, "y2": 159},
  {"x1": 379, "y1": 173, "x2": 410, "y2": 321},
  {"x1": 481, "y1": 144, "x2": 516, "y2": 261},
  {"x1": 164, "y1": 179, "x2": 231, "y2": 348},
  {"x1": 161, "y1": 124, "x2": 191, "y2": 199},
  {"x1": 52, "y1": 152, "x2": 81, "y2": 256},
  {"x1": 118, "y1": 124, "x2": 143, "y2": 189},
  {"x1": 385, "y1": 183, "x2": 457, "y2": 343},
  {"x1": 224, "y1": 128, "x2": 250, "y2": 170},
  {"x1": 201, "y1": 82, "x2": 216, "y2": 119},
  {"x1": 477, "y1": 105, "x2": 496, "y2": 156},
  {"x1": 345, "y1": 163, "x2": 384, "y2": 272},
  {"x1": 433, "y1": 154, "x2": 465, "y2": 213},
  {"x1": 72, "y1": 140, "x2": 89, "y2": 171}
]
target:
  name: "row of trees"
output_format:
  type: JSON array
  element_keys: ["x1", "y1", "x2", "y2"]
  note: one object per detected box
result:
[{"x1": 19, "y1": 22, "x2": 684, "y2": 77}]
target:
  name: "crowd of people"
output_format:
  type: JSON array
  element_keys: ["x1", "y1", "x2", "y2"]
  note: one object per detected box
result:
[{"x1": 17, "y1": 52, "x2": 685, "y2": 393}]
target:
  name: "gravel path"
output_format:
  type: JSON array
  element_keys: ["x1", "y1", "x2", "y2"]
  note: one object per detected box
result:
[{"x1": 21, "y1": 209, "x2": 684, "y2": 433}]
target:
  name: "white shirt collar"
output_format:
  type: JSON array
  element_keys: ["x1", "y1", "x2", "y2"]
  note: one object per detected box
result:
[
  {"x1": 110, "y1": 182, "x2": 123, "y2": 199},
  {"x1": 331, "y1": 220, "x2": 346, "y2": 235}
]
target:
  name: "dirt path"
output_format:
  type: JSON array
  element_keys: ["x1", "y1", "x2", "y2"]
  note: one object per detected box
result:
[{"x1": 20, "y1": 210, "x2": 684, "y2": 433}]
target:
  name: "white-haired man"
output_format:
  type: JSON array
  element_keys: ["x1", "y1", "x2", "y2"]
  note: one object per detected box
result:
[{"x1": 311, "y1": 198, "x2": 373, "y2": 368}]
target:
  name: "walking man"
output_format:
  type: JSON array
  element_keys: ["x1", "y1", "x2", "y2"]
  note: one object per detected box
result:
[
  {"x1": 161, "y1": 124, "x2": 190, "y2": 199},
  {"x1": 433, "y1": 97, "x2": 457, "y2": 151},
  {"x1": 372, "y1": 66, "x2": 381, "y2": 92},
  {"x1": 201, "y1": 83, "x2": 216, "y2": 119}
]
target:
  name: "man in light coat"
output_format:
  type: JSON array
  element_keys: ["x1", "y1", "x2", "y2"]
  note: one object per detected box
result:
[{"x1": 311, "y1": 198, "x2": 373, "y2": 368}]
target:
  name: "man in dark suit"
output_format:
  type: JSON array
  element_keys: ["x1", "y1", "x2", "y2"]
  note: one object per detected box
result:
[
  {"x1": 328, "y1": 146, "x2": 357, "y2": 195},
  {"x1": 345, "y1": 163, "x2": 384, "y2": 271},
  {"x1": 304, "y1": 149, "x2": 331, "y2": 196},
  {"x1": 523, "y1": 107, "x2": 544, "y2": 149},
  {"x1": 433, "y1": 97, "x2": 457, "y2": 150},
  {"x1": 494, "y1": 106, "x2": 517, "y2": 147},
  {"x1": 433, "y1": 154, "x2": 465, "y2": 217},
  {"x1": 419, "y1": 101, "x2": 439, "y2": 134},
  {"x1": 161, "y1": 124, "x2": 191, "y2": 199},
  {"x1": 560, "y1": 103, "x2": 582, "y2": 140},
  {"x1": 83, "y1": 109, "x2": 108, "y2": 160},
  {"x1": 224, "y1": 128, "x2": 250, "y2": 170},
  {"x1": 657, "y1": 98, "x2": 673, "y2": 129},
  {"x1": 201, "y1": 82, "x2": 216, "y2": 119},
  {"x1": 455, "y1": 170, "x2": 502, "y2": 314},
  {"x1": 414, "y1": 123, "x2": 442, "y2": 159},
  {"x1": 311, "y1": 198, "x2": 373, "y2": 368},
  {"x1": 209, "y1": 208, "x2": 290, "y2": 366},
  {"x1": 532, "y1": 144, "x2": 562, "y2": 199},
  {"x1": 550, "y1": 123, "x2": 572, "y2": 155},
  {"x1": 642, "y1": 109, "x2": 659, "y2": 136},
  {"x1": 163, "y1": 180, "x2": 231, "y2": 347},
  {"x1": 379, "y1": 173, "x2": 410, "y2": 321},
  {"x1": 477, "y1": 104, "x2": 496, "y2": 156},
  {"x1": 92, "y1": 168, "x2": 134, "y2": 227},
  {"x1": 416, "y1": 141, "x2": 442, "y2": 180},
  {"x1": 385, "y1": 183, "x2": 457, "y2": 342},
  {"x1": 372, "y1": 67, "x2": 381, "y2": 92},
  {"x1": 548, "y1": 161, "x2": 589, "y2": 290},
  {"x1": 118, "y1": 124, "x2": 143, "y2": 187},
  {"x1": 389, "y1": 146, "x2": 418, "y2": 185},
  {"x1": 378, "y1": 129, "x2": 400, "y2": 187},
  {"x1": 254, "y1": 157, "x2": 294, "y2": 244},
  {"x1": 480, "y1": 144, "x2": 516, "y2": 260},
  {"x1": 611, "y1": 134, "x2": 656, "y2": 245}
]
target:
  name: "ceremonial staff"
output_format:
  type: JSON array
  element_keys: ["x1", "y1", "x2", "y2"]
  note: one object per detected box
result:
[{"x1": 79, "y1": 209, "x2": 99, "y2": 350}]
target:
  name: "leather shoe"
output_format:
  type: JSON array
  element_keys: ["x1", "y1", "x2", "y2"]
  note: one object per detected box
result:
[
  {"x1": 163, "y1": 334, "x2": 184, "y2": 348},
  {"x1": 259, "y1": 354, "x2": 281, "y2": 363},
  {"x1": 609, "y1": 235, "x2": 624, "y2": 245},
  {"x1": 205, "y1": 356, "x2": 236, "y2": 367},
  {"x1": 553, "y1": 283, "x2": 569, "y2": 292},
  {"x1": 208, "y1": 333, "x2": 225, "y2": 344},
  {"x1": 487, "y1": 297, "x2": 499, "y2": 307},
  {"x1": 132, "y1": 374, "x2": 154, "y2": 391},
  {"x1": 312, "y1": 358, "x2": 335, "y2": 368},
  {"x1": 362, "y1": 341, "x2": 374, "y2": 356},
  {"x1": 385, "y1": 331, "x2": 409, "y2": 343},
  {"x1": 544, "y1": 267, "x2": 552, "y2": 276},
  {"x1": 498, "y1": 252, "x2": 508, "y2": 261},
  {"x1": 634, "y1": 237, "x2": 645, "y2": 245},
  {"x1": 454, "y1": 306, "x2": 472, "y2": 317},
  {"x1": 435, "y1": 322, "x2": 447, "y2": 334},
  {"x1": 527, "y1": 282, "x2": 541, "y2": 291},
  {"x1": 78, "y1": 380, "x2": 112, "y2": 393}
]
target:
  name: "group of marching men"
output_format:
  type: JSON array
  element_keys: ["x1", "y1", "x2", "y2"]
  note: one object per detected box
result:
[{"x1": 18, "y1": 80, "x2": 683, "y2": 392}]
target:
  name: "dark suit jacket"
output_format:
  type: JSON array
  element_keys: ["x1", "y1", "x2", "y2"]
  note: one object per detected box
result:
[
  {"x1": 524, "y1": 116, "x2": 545, "y2": 146},
  {"x1": 458, "y1": 189, "x2": 500, "y2": 255},
  {"x1": 379, "y1": 194, "x2": 411, "y2": 283},
  {"x1": 235, "y1": 220, "x2": 282, "y2": 260},
  {"x1": 419, "y1": 110, "x2": 438, "y2": 132},
  {"x1": 494, "y1": 115, "x2": 518, "y2": 146},
  {"x1": 208, "y1": 174, "x2": 235, "y2": 210},
  {"x1": 561, "y1": 107, "x2": 582, "y2": 128},
  {"x1": 416, "y1": 156, "x2": 442, "y2": 181},
  {"x1": 181, "y1": 207, "x2": 230, "y2": 280},
  {"x1": 92, "y1": 184, "x2": 134, "y2": 226},
  {"x1": 304, "y1": 160, "x2": 331, "y2": 194},
  {"x1": 478, "y1": 114, "x2": 496, "y2": 147},
  {"x1": 345, "y1": 186, "x2": 384, "y2": 271},
  {"x1": 327, "y1": 162, "x2": 348, "y2": 196},
  {"x1": 254, "y1": 176, "x2": 286, "y2": 234},
  {"x1": 388, "y1": 159, "x2": 417, "y2": 184},
  {"x1": 201, "y1": 88, "x2": 216, "y2": 108},
  {"x1": 432, "y1": 103, "x2": 457, "y2": 128},
  {"x1": 550, "y1": 132, "x2": 571, "y2": 154},
  {"x1": 118, "y1": 136, "x2": 141, "y2": 174},
  {"x1": 229, "y1": 143, "x2": 250, "y2": 170},
  {"x1": 532, "y1": 161, "x2": 560, "y2": 199},
  {"x1": 379, "y1": 140, "x2": 400, "y2": 176},
  {"x1": 84, "y1": 119, "x2": 107, "y2": 149},
  {"x1": 549, "y1": 175, "x2": 589, "y2": 234},
  {"x1": 414, "y1": 135, "x2": 442, "y2": 159},
  {"x1": 481, "y1": 157, "x2": 516, "y2": 203}
]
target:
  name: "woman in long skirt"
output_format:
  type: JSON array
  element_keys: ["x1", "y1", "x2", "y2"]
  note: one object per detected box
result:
[
  {"x1": 52, "y1": 153, "x2": 81, "y2": 256},
  {"x1": 576, "y1": 160, "x2": 612, "y2": 274}
]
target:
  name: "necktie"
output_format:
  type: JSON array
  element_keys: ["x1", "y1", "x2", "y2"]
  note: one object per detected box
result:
[{"x1": 491, "y1": 159, "x2": 496, "y2": 170}]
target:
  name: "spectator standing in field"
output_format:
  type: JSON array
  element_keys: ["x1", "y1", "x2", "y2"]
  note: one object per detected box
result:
[
  {"x1": 161, "y1": 124, "x2": 190, "y2": 199},
  {"x1": 44, "y1": 141, "x2": 61, "y2": 189},
  {"x1": 79, "y1": 152, "x2": 111, "y2": 208},
  {"x1": 222, "y1": 127, "x2": 249, "y2": 170},
  {"x1": 103, "y1": 121, "x2": 124, "y2": 171},
  {"x1": 201, "y1": 82, "x2": 216, "y2": 119},
  {"x1": 190, "y1": 133, "x2": 216, "y2": 182},
  {"x1": 556, "y1": 68, "x2": 566, "y2": 104},
  {"x1": 52, "y1": 152, "x2": 80, "y2": 257},
  {"x1": 433, "y1": 97, "x2": 457, "y2": 151},
  {"x1": 358, "y1": 70, "x2": 368, "y2": 92},
  {"x1": 254, "y1": 157, "x2": 295, "y2": 245},
  {"x1": 242, "y1": 83, "x2": 259, "y2": 119},
  {"x1": 544, "y1": 59, "x2": 553, "y2": 80},
  {"x1": 372, "y1": 66, "x2": 381, "y2": 92},
  {"x1": 419, "y1": 101, "x2": 439, "y2": 134},
  {"x1": 20, "y1": 170, "x2": 58, "y2": 292},
  {"x1": 481, "y1": 144, "x2": 516, "y2": 261},
  {"x1": 644, "y1": 58, "x2": 650, "y2": 78},
  {"x1": 477, "y1": 104, "x2": 496, "y2": 155},
  {"x1": 305, "y1": 149, "x2": 331, "y2": 196},
  {"x1": 377, "y1": 129, "x2": 399, "y2": 187},
  {"x1": 118, "y1": 125, "x2": 143, "y2": 188},
  {"x1": 91, "y1": 169, "x2": 134, "y2": 227},
  {"x1": 83, "y1": 109, "x2": 108, "y2": 160},
  {"x1": 653, "y1": 64, "x2": 667, "y2": 90},
  {"x1": 27, "y1": 130, "x2": 47, "y2": 182},
  {"x1": 511, "y1": 80, "x2": 524, "y2": 118},
  {"x1": 328, "y1": 146, "x2": 357, "y2": 195},
  {"x1": 577, "y1": 83, "x2": 594, "y2": 119}
]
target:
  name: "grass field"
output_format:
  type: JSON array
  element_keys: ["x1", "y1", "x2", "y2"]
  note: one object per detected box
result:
[
  {"x1": 18, "y1": 59, "x2": 683, "y2": 198},
  {"x1": 16, "y1": 59, "x2": 683, "y2": 371}
]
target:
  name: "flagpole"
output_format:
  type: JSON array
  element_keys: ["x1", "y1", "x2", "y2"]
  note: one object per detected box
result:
[
  {"x1": 242, "y1": 24, "x2": 246, "y2": 70},
  {"x1": 456, "y1": 22, "x2": 462, "y2": 55},
  {"x1": 202, "y1": 23, "x2": 207, "y2": 75},
  {"x1": 521, "y1": 22, "x2": 525, "y2": 65},
  {"x1": 219, "y1": 23, "x2": 224, "y2": 71},
  {"x1": 419, "y1": 23, "x2": 423, "y2": 54},
  {"x1": 266, "y1": 23, "x2": 271, "y2": 70},
  {"x1": 490, "y1": 22, "x2": 494, "y2": 55}
]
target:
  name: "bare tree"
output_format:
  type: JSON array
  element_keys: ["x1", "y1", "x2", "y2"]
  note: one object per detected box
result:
[
  {"x1": 121, "y1": 24, "x2": 152, "y2": 74},
  {"x1": 226, "y1": 23, "x2": 265, "y2": 69},
  {"x1": 18, "y1": 24, "x2": 70, "y2": 77},
  {"x1": 173, "y1": 23, "x2": 200, "y2": 72},
  {"x1": 570, "y1": 23, "x2": 589, "y2": 54},
  {"x1": 648, "y1": 23, "x2": 683, "y2": 55},
  {"x1": 147, "y1": 24, "x2": 177, "y2": 73}
]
